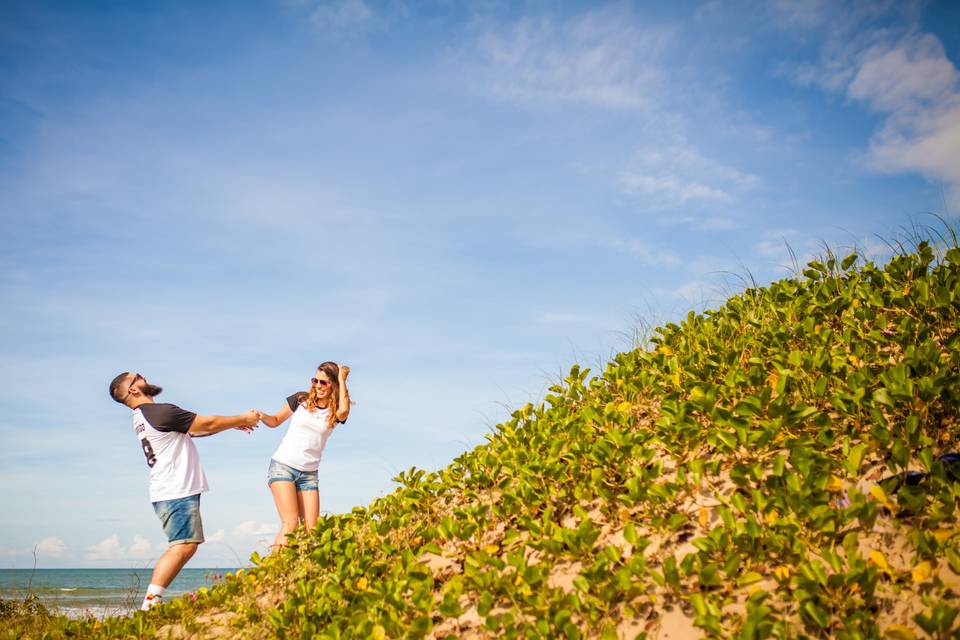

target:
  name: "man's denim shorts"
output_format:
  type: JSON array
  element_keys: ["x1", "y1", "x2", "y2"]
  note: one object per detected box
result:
[
  {"x1": 267, "y1": 459, "x2": 319, "y2": 492},
  {"x1": 152, "y1": 494, "x2": 204, "y2": 545}
]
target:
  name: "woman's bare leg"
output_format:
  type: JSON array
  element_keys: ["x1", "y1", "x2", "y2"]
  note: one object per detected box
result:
[
  {"x1": 270, "y1": 481, "x2": 300, "y2": 548},
  {"x1": 298, "y1": 489, "x2": 320, "y2": 530}
]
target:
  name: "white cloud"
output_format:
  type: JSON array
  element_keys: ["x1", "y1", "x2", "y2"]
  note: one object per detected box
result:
[
  {"x1": 768, "y1": 2, "x2": 882, "y2": 91},
  {"x1": 85, "y1": 534, "x2": 159, "y2": 562},
  {"x1": 779, "y1": 6, "x2": 960, "y2": 208},
  {"x1": 232, "y1": 521, "x2": 278, "y2": 537},
  {"x1": 207, "y1": 528, "x2": 226, "y2": 543},
  {"x1": 848, "y1": 34, "x2": 958, "y2": 112},
  {"x1": 35, "y1": 536, "x2": 67, "y2": 558},
  {"x1": 85, "y1": 534, "x2": 122, "y2": 561},
  {"x1": 126, "y1": 535, "x2": 155, "y2": 560},
  {"x1": 220, "y1": 521, "x2": 278, "y2": 558},
  {"x1": 618, "y1": 143, "x2": 759, "y2": 210},
  {"x1": 467, "y1": 8, "x2": 673, "y2": 110},
  {"x1": 463, "y1": 5, "x2": 763, "y2": 227},
  {"x1": 849, "y1": 36, "x2": 960, "y2": 207}
]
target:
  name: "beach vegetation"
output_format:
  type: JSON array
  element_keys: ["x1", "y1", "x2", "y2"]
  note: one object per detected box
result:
[{"x1": 7, "y1": 225, "x2": 960, "y2": 638}]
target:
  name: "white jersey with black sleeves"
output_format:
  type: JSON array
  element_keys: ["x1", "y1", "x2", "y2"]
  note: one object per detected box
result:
[{"x1": 133, "y1": 403, "x2": 208, "y2": 502}]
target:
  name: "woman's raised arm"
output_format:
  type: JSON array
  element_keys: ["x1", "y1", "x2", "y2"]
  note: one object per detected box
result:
[{"x1": 336, "y1": 365, "x2": 351, "y2": 423}]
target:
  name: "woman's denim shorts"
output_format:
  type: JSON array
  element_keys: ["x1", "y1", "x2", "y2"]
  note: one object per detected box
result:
[
  {"x1": 267, "y1": 459, "x2": 319, "y2": 492},
  {"x1": 152, "y1": 494, "x2": 204, "y2": 545}
]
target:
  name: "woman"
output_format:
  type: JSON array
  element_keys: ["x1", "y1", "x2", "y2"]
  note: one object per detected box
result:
[{"x1": 258, "y1": 361, "x2": 350, "y2": 548}]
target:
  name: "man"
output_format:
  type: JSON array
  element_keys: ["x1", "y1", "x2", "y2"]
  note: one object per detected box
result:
[{"x1": 109, "y1": 371, "x2": 260, "y2": 611}]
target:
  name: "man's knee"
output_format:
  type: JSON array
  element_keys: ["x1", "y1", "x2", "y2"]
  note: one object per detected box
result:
[{"x1": 177, "y1": 542, "x2": 199, "y2": 559}]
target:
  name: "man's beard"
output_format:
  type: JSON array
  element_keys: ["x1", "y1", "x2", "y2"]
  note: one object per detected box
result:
[{"x1": 142, "y1": 384, "x2": 163, "y2": 397}]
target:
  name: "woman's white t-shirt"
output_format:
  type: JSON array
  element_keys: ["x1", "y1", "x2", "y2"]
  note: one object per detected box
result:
[{"x1": 271, "y1": 392, "x2": 341, "y2": 472}]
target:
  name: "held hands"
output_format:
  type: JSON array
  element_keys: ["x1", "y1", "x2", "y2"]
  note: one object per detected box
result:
[{"x1": 237, "y1": 409, "x2": 261, "y2": 432}]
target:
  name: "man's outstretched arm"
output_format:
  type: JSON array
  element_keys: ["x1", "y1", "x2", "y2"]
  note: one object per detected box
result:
[{"x1": 189, "y1": 410, "x2": 260, "y2": 437}]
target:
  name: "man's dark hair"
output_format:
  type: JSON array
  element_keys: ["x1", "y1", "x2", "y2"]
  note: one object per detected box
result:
[{"x1": 109, "y1": 371, "x2": 131, "y2": 404}]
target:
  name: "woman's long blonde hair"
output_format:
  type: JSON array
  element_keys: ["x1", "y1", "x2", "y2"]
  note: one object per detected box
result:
[{"x1": 304, "y1": 361, "x2": 341, "y2": 427}]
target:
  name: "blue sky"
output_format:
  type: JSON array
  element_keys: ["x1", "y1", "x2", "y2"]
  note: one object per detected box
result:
[{"x1": 1, "y1": 0, "x2": 958, "y2": 568}]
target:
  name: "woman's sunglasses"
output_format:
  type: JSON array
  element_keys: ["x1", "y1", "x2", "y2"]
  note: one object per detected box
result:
[{"x1": 311, "y1": 378, "x2": 331, "y2": 387}]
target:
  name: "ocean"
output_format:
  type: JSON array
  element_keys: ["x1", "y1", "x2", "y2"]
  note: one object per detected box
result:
[{"x1": 0, "y1": 568, "x2": 241, "y2": 619}]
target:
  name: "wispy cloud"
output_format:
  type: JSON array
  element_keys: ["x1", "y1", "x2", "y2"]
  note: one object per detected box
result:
[
  {"x1": 282, "y1": 0, "x2": 401, "y2": 38},
  {"x1": 766, "y1": 0, "x2": 837, "y2": 29},
  {"x1": 619, "y1": 174, "x2": 730, "y2": 204},
  {"x1": 309, "y1": 0, "x2": 384, "y2": 35},
  {"x1": 597, "y1": 234, "x2": 682, "y2": 267},
  {"x1": 466, "y1": 7, "x2": 673, "y2": 110},
  {"x1": 460, "y1": 5, "x2": 763, "y2": 233},
  {"x1": 768, "y1": 0, "x2": 912, "y2": 36},
  {"x1": 618, "y1": 142, "x2": 759, "y2": 211}
]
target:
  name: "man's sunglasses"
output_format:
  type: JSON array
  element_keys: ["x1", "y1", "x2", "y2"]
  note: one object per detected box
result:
[
  {"x1": 123, "y1": 373, "x2": 143, "y2": 400},
  {"x1": 311, "y1": 378, "x2": 331, "y2": 387}
]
